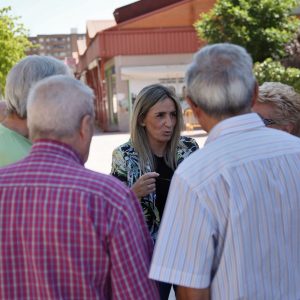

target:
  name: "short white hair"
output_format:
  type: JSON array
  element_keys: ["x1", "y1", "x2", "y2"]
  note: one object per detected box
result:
[
  {"x1": 5, "y1": 55, "x2": 71, "y2": 118},
  {"x1": 27, "y1": 75, "x2": 95, "y2": 140},
  {"x1": 185, "y1": 43, "x2": 256, "y2": 118}
]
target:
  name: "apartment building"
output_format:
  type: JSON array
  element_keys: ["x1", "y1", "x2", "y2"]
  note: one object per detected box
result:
[{"x1": 26, "y1": 29, "x2": 85, "y2": 71}]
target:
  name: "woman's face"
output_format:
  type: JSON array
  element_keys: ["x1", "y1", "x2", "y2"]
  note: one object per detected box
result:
[{"x1": 142, "y1": 97, "x2": 177, "y2": 147}]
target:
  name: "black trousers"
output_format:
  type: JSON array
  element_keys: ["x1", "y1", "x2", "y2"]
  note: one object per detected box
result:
[{"x1": 159, "y1": 281, "x2": 176, "y2": 300}]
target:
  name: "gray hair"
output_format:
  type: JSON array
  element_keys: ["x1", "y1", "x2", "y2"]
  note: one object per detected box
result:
[
  {"x1": 27, "y1": 75, "x2": 95, "y2": 140},
  {"x1": 5, "y1": 55, "x2": 71, "y2": 118},
  {"x1": 0, "y1": 101, "x2": 7, "y2": 122},
  {"x1": 131, "y1": 84, "x2": 183, "y2": 172},
  {"x1": 258, "y1": 82, "x2": 300, "y2": 137},
  {"x1": 185, "y1": 43, "x2": 256, "y2": 118}
]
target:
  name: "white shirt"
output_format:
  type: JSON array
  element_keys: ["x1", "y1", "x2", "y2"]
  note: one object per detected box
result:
[{"x1": 149, "y1": 113, "x2": 300, "y2": 300}]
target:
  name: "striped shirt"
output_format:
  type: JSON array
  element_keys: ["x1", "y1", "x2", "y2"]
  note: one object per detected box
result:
[
  {"x1": 149, "y1": 113, "x2": 300, "y2": 299},
  {"x1": 0, "y1": 140, "x2": 159, "y2": 300}
]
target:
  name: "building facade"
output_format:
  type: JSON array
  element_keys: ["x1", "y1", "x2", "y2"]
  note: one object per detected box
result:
[
  {"x1": 77, "y1": 0, "x2": 216, "y2": 132},
  {"x1": 26, "y1": 30, "x2": 85, "y2": 71}
]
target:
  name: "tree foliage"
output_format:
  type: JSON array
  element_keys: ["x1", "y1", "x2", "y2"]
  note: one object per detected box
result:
[
  {"x1": 195, "y1": 0, "x2": 300, "y2": 62},
  {"x1": 281, "y1": 28, "x2": 300, "y2": 68},
  {"x1": 254, "y1": 58, "x2": 300, "y2": 92},
  {"x1": 0, "y1": 6, "x2": 32, "y2": 97}
]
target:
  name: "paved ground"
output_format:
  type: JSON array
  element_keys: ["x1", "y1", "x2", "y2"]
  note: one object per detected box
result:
[
  {"x1": 85, "y1": 129, "x2": 208, "y2": 299},
  {"x1": 85, "y1": 129, "x2": 208, "y2": 174}
]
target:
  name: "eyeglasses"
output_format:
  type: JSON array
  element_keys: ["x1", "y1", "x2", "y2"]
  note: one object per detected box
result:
[
  {"x1": 262, "y1": 118, "x2": 277, "y2": 126},
  {"x1": 257, "y1": 113, "x2": 277, "y2": 126}
]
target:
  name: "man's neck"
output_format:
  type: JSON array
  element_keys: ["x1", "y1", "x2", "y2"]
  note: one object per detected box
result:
[
  {"x1": 1, "y1": 113, "x2": 29, "y2": 138},
  {"x1": 204, "y1": 110, "x2": 252, "y2": 133}
]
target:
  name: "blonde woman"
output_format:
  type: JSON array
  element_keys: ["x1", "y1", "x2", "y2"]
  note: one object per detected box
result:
[{"x1": 111, "y1": 84, "x2": 199, "y2": 299}]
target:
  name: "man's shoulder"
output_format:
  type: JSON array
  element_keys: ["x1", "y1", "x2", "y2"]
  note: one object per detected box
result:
[
  {"x1": 1, "y1": 159, "x2": 131, "y2": 200},
  {"x1": 73, "y1": 166, "x2": 131, "y2": 194},
  {"x1": 176, "y1": 127, "x2": 300, "y2": 186},
  {"x1": 74, "y1": 168, "x2": 138, "y2": 218},
  {"x1": 207, "y1": 126, "x2": 300, "y2": 154},
  {"x1": 240, "y1": 127, "x2": 300, "y2": 154}
]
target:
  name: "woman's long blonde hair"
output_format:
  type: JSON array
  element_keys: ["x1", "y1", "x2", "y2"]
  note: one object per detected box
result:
[{"x1": 130, "y1": 84, "x2": 183, "y2": 173}]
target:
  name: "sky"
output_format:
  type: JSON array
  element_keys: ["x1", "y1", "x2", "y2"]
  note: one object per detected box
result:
[{"x1": 2, "y1": 0, "x2": 136, "y2": 36}]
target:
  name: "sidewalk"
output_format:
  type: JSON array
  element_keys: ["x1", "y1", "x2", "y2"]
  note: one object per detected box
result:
[{"x1": 85, "y1": 129, "x2": 207, "y2": 174}]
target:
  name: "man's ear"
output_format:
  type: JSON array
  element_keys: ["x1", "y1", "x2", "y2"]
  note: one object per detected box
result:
[
  {"x1": 186, "y1": 96, "x2": 196, "y2": 109},
  {"x1": 79, "y1": 114, "x2": 94, "y2": 141},
  {"x1": 251, "y1": 81, "x2": 259, "y2": 108}
]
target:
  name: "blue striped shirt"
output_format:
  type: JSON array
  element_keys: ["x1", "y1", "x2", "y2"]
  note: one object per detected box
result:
[{"x1": 149, "y1": 113, "x2": 300, "y2": 299}]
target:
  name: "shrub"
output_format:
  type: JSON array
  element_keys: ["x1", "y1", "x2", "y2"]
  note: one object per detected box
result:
[{"x1": 254, "y1": 58, "x2": 300, "y2": 92}]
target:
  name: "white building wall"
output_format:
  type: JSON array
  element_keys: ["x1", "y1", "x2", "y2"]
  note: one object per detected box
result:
[{"x1": 110, "y1": 53, "x2": 194, "y2": 132}]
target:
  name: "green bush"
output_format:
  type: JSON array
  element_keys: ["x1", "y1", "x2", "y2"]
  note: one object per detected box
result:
[
  {"x1": 254, "y1": 58, "x2": 300, "y2": 92},
  {"x1": 195, "y1": 0, "x2": 300, "y2": 62}
]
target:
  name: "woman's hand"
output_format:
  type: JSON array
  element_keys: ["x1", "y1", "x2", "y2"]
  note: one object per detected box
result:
[{"x1": 132, "y1": 172, "x2": 159, "y2": 199}]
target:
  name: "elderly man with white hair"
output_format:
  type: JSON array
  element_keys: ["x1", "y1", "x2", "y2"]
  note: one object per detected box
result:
[
  {"x1": 149, "y1": 43, "x2": 300, "y2": 299},
  {"x1": 0, "y1": 55, "x2": 71, "y2": 167},
  {"x1": 0, "y1": 75, "x2": 159, "y2": 299}
]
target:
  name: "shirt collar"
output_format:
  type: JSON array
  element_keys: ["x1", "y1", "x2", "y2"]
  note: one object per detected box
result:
[
  {"x1": 205, "y1": 113, "x2": 265, "y2": 145},
  {"x1": 30, "y1": 139, "x2": 84, "y2": 165}
]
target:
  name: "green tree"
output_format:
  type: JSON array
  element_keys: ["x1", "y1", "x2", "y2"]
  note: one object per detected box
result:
[
  {"x1": 254, "y1": 58, "x2": 300, "y2": 92},
  {"x1": 195, "y1": 0, "x2": 300, "y2": 62},
  {"x1": 0, "y1": 6, "x2": 32, "y2": 96}
]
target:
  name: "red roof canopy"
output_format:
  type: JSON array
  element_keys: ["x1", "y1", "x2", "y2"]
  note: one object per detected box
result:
[{"x1": 113, "y1": 0, "x2": 184, "y2": 23}]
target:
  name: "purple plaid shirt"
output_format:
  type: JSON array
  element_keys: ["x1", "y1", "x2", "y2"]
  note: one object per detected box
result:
[{"x1": 0, "y1": 140, "x2": 159, "y2": 300}]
